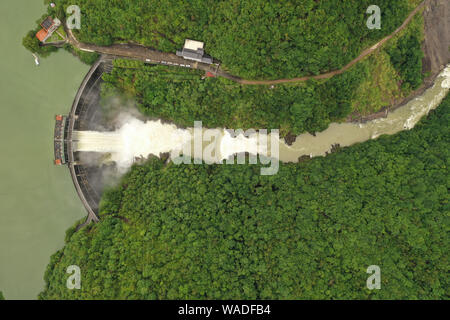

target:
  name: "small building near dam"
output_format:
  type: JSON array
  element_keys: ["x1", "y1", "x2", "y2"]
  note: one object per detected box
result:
[
  {"x1": 36, "y1": 16, "x2": 61, "y2": 43},
  {"x1": 176, "y1": 39, "x2": 213, "y2": 64}
]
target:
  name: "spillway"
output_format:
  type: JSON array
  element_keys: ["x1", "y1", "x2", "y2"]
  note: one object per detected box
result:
[{"x1": 73, "y1": 118, "x2": 277, "y2": 171}]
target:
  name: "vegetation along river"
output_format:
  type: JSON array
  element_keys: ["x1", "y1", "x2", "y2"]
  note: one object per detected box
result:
[{"x1": 279, "y1": 65, "x2": 450, "y2": 161}]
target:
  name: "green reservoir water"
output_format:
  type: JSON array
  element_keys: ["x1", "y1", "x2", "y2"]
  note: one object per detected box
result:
[{"x1": 0, "y1": 0, "x2": 88, "y2": 299}]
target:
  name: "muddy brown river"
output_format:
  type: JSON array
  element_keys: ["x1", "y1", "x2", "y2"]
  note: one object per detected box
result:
[{"x1": 279, "y1": 65, "x2": 450, "y2": 161}]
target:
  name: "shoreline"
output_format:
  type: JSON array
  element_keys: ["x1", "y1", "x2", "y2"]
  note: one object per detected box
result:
[
  {"x1": 347, "y1": 0, "x2": 449, "y2": 124},
  {"x1": 283, "y1": 71, "x2": 442, "y2": 146},
  {"x1": 347, "y1": 66, "x2": 444, "y2": 124}
]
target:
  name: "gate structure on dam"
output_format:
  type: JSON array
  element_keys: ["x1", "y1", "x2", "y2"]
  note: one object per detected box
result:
[{"x1": 54, "y1": 57, "x2": 114, "y2": 227}]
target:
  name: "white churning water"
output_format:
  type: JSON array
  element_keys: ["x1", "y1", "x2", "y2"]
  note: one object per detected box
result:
[{"x1": 74, "y1": 119, "x2": 275, "y2": 170}]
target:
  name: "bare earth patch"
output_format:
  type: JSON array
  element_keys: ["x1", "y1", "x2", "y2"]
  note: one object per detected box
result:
[
  {"x1": 349, "y1": 0, "x2": 449, "y2": 123},
  {"x1": 422, "y1": 0, "x2": 450, "y2": 76}
]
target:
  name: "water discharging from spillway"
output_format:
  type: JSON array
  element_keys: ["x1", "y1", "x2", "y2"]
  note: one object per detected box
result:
[
  {"x1": 74, "y1": 65, "x2": 450, "y2": 169},
  {"x1": 74, "y1": 119, "x2": 192, "y2": 169},
  {"x1": 73, "y1": 117, "x2": 273, "y2": 171}
]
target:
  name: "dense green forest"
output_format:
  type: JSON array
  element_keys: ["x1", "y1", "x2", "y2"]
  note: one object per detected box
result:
[
  {"x1": 102, "y1": 61, "x2": 365, "y2": 135},
  {"x1": 388, "y1": 34, "x2": 425, "y2": 90},
  {"x1": 101, "y1": 13, "x2": 424, "y2": 136},
  {"x1": 39, "y1": 93, "x2": 449, "y2": 300},
  {"x1": 25, "y1": 0, "x2": 421, "y2": 79}
]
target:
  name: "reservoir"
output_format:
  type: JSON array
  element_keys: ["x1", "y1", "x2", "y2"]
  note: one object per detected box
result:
[{"x1": 0, "y1": 0, "x2": 88, "y2": 299}]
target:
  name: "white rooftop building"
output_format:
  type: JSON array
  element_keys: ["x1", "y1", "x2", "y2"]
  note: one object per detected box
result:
[{"x1": 176, "y1": 39, "x2": 213, "y2": 64}]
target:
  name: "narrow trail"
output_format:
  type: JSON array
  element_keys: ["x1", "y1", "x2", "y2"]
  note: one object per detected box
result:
[{"x1": 64, "y1": 0, "x2": 429, "y2": 85}]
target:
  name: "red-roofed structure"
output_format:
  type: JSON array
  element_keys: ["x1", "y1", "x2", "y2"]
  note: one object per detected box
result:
[
  {"x1": 36, "y1": 29, "x2": 49, "y2": 42},
  {"x1": 35, "y1": 16, "x2": 61, "y2": 43}
]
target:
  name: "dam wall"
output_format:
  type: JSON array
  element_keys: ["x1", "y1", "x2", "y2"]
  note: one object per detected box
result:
[{"x1": 66, "y1": 57, "x2": 112, "y2": 226}]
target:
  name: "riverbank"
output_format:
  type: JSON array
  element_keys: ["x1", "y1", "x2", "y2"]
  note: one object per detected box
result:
[
  {"x1": 347, "y1": 66, "x2": 443, "y2": 124},
  {"x1": 280, "y1": 65, "x2": 450, "y2": 162},
  {"x1": 345, "y1": 0, "x2": 449, "y2": 124}
]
